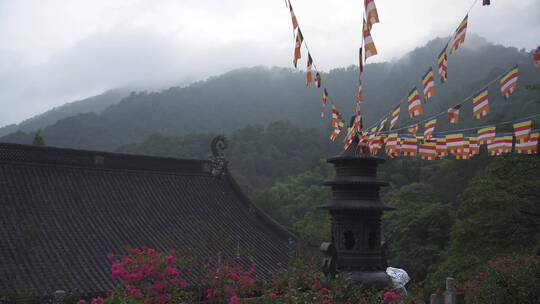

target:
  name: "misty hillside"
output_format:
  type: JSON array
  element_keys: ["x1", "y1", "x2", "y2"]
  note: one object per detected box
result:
[
  {"x1": 2, "y1": 35, "x2": 539, "y2": 151},
  {"x1": 0, "y1": 89, "x2": 127, "y2": 137}
]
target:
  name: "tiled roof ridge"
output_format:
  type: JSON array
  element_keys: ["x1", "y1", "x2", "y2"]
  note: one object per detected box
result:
[{"x1": 0, "y1": 142, "x2": 208, "y2": 174}]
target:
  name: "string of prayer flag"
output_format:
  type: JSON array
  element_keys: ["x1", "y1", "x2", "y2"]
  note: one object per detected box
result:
[
  {"x1": 422, "y1": 67, "x2": 436, "y2": 100},
  {"x1": 363, "y1": 19, "x2": 378, "y2": 60},
  {"x1": 438, "y1": 44, "x2": 449, "y2": 83},
  {"x1": 477, "y1": 126, "x2": 496, "y2": 144},
  {"x1": 499, "y1": 65, "x2": 519, "y2": 99},
  {"x1": 306, "y1": 53, "x2": 313, "y2": 86},
  {"x1": 364, "y1": 0, "x2": 380, "y2": 30},
  {"x1": 407, "y1": 87, "x2": 423, "y2": 118},
  {"x1": 321, "y1": 89, "x2": 328, "y2": 118},
  {"x1": 293, "y1": 28, "x2": 303, "y2": 68},
  {"x1": 401, "y1": 135, "x2": 418, "y2": 157},
  {"x1": 315, "y1": 72, "x2": 322, "y2": 88},
  {"x1": 451, "y1": 15, "x2": 468, "y2": 54},
  {"x1": 513, "y1": 118, "x2": 532, "y2": 140},
  {"x1": 390, "y1": 105, "x2": 401, "y2": 130},
  {"x1": 446, "y1": 132, "x2": 465, "y2": 155},
  {"x1": 288, "y1": 0, "x2": 299, "y2": 32},
  {"x1": 408, "y1": 123, "x2": 419, "y2": 136},
  {"x1": 424, "y1": 119, "x2": 437, "y2": 140},
  {"x1": 435, "y1": 135, "x2": 448, "y2": 158},
  {"x1": 472, "y1": 87, "x2": 490, "y2": 119},
  {"x1": 515, "y1": 130, "x2": 539, "y2": 155},
  {"x1": 419, "y1": 141, "x2": 437, "y2": 160}
]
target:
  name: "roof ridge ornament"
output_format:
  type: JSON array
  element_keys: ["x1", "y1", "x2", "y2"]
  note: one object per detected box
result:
[{"x1": 210, "y1": 135, "x2": 228, "y2": 177}]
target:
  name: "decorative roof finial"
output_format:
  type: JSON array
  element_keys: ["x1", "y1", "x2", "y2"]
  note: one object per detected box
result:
[{"x1": 210, "y1": 135, "x2": 228, "y2": 177}]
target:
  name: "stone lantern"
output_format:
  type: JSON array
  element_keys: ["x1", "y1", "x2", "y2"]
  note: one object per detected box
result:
[{"x1": 320, "y1": 138, "x2": 394, "y2": 288}]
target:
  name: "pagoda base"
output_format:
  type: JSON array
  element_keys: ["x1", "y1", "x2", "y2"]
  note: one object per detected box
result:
[{"x1": 340, "y1": 270, "x2": 392, "y2": 289}]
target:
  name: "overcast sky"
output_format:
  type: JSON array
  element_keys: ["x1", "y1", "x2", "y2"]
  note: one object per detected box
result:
[{"x1": 0, "y1": 0, "x2": 538, "y2": 126}]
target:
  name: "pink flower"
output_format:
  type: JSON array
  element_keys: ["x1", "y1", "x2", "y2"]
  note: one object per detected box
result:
[
  {"x1": 90, "y1": 296, "x2": 104, "y2": 304},
  {"x1": 382, "y1": 290, "x2": 401, "y2": 302},
  {"x1": 228, "y1": 271, "x2": 240, "y2": 282},
  {"x1": 166, "y1": 255, "x2": 175, "y2": 265},
  {"x1": 206, "y1": 288, "x2": 217, "y2": 299},
  {"x1": 229, "y1": 295, "x2": 240, "y2": 304},
  {"x1": 311, "y1": 281, "x2": 321, "y2": 290},
  {"x1": 178, "y1": 279, "x2": 187, "y2": 289},
  {"x1": 76, "y1": 300, "x2": 86, "y2": 304},
  {"x1": 166, "y1": 267, "x2": 179, "y2": 277},
  {"x1": 269, "y1": 291, "x2": 277, "y2": 300}
]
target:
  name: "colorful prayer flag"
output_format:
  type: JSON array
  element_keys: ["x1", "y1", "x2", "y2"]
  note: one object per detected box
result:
[
  {"x1": 401, "y1": 135, "x2": 418, "y2": 157},
  {"x1": 447, "y1": 105, "x2": 461, "y2": 124},
  {"x1": 422, "y1": 67, "x2": 436, "y2": 100},
  {"x1": 390, "y1": 105, "x2": 400, "y2": 130},
  {"x1": 438, "y1": 44, "x2": 448, "y2": 83},
  {"x1": 534, "y1": 46, "x2": 540, "y2": 69},
  {"x1": 513, "y1": 118, "x2": 533, "y2": 140},
  {"x1": 489, "y1": 133, "x2": 513, "y2": 155},
  {"x1": 386, "y1": 133, "x2": 400, "y2": 158},
  {"x1": 515, "y1": 130, "x2": 539, "y2": 155},
  {"x1": 364, "y1": 0, "x2": 380, "y2": 30},
  {"x1": 472, "y1": 87, "x2": 489, "y2": 119},
  {"x1": 419, "y1": 141, "x2": 437, "y2": 160},
  {"x1": 469, "y1": 136, "x2": 480, "y2": 157},
  {"x1": 306, "y1": 53, "x2": 313, "y2": 86},
  {"x1": 499, "y1": 65, "x2": 519, "y2": 99},
  {"x1": 293, "y1": 28, "x2": 303, "y2": 68},
  {"x1": 499, "y1": 133, "x2": 514, "y2": 155},
  {"x1": 321, "y1": 88, "x2": 328, "y2": 118},
  {"x1": 353, "y1": 103, "x2": 363, "y2": 133},
  {"x1": 455, "y1": 138, "x2": 470, "y2": 160},
  {"x1": 477, "y1": 126, "x2": 496, "y2": 145},
  {"x1": 408, "y1": 123, "x2": 418, "y2": 136},
  {"x1": 288, "y1": 0, "x2": 299, "y2": 31},
  {"x1": 357, "y1": 79, "x2": 363, "y2": 102},
  {"x1": 451, "y1": 15, "x2": 468, "y2": 54},
  {"x1": 424, "y1": 119, "x2": 437, "y2": 140},
  {"x1": 363, "y1": 19, "x2": 378, "y2": 60},
  {"x1": 407, "y1": 87, "x2": 423, "y2": 118},
  {"x1": 378, "y1": 117, "x2": 387, "y2": 133},
  {"x1": 369, "y1": 135, "x2": 383, "y2": 155},
  {"x1": 315, "y1": 72, "x2": 322, "y2": 88},
  {"x1": 435, "y1": 135, "x2": 448, "y2": 158},
  {"x1": 446, "y1": 132, "x2": 464, "y2": 155},
  {"x1": 344, "y1": 127, "x2": 355, "y2": 151}
]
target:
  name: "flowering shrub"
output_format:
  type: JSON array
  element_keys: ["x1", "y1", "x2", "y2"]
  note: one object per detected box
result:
[
  {"x1": 460, "y1": 255, "x2": 540, "y2": 304},
  {"x1": 78, "y1": 247, "x2": 192, "y2": 304},
  {"x1": 205, "y1": 264, "x2": 258, "y2": 303},
  {"x1": 75, "y1": 247, "x2": 415, "y2": 304}
]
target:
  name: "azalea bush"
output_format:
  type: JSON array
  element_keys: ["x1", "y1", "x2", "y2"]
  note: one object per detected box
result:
[
  {"x1": 76, "y1": 247, "x2": 415, "y2": 304},
  {"x1": 77, "y1": 247, "x2": 193, "y2": 304},
  {"x1": 460, "y1": 255, "x2": 540, "y2": 304}
]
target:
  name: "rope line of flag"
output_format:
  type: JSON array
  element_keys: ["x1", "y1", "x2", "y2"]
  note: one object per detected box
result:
[
  {"x1": 370, "y1": 110, "x2": 540, "y2": 159},
  {"x1": 377, "y1": 65, "x2": 519, "y2": 135},
  {"x1": 283, "y1": 0, "x2": 540, "y2": 156},
  {"x1": 364, "y1": 0, "x2": 483, "y2": 133},
  {"x1": 286, "y1": 0, "x2": 346, "y2": 140}
]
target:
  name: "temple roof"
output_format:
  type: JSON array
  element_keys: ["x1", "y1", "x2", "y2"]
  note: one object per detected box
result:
[{"x1": 0, "y1": 141, "x2": 294, "y2": 296}]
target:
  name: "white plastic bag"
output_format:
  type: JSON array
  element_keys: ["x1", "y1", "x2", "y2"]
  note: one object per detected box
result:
[{"x1": 386, "y1": 267, "x2": 410, "y2": 290}]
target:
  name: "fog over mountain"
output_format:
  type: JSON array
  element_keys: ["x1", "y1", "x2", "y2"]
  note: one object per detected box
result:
[
  {"x1": 2, "y1": 35, "x2": 539, "y2": 151},
  {"x1": 1, "y1": 0, "x2": 539, "y2": 125}
]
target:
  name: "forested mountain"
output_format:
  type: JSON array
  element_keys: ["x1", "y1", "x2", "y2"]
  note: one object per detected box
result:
[
  {"x1": 0, "y1": 89, "x2": 127, "y2": 137},
  {"x1": 2, "y1": 35, "x2": 539, "y2": 151}
]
